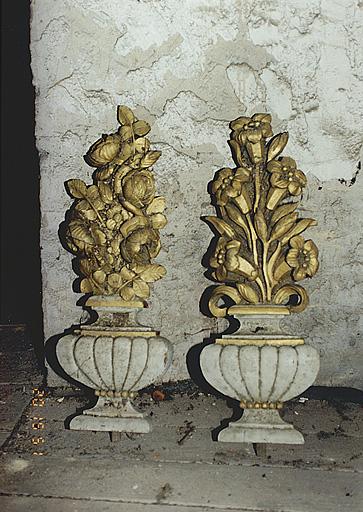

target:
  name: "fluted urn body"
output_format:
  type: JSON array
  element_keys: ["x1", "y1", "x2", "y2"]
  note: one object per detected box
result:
[
  {"x1": 200, "y1": 305, "x2": 319, "y2": 444},
  {"x1": 56, "y1": 296, "x2": 172, "y2": 433}
]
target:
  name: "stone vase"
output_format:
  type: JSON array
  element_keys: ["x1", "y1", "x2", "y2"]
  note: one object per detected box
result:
[
  {"x1": 200, "y1": 305, "x2": 319, "y2": 444},
  {"x1": 56, "y1": 296, "x2": 172, "y2": 433}
]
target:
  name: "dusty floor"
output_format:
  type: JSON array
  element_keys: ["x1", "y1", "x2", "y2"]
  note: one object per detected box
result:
[
  {"x1": 0, "y1": 326, "x2": 362, "y2": 511},
  {"x1": 1, "y1": 384, "x2": 362, "y2": 512}
]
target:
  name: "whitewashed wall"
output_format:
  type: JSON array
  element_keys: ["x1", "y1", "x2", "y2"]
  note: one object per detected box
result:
[{"x1": 31, "y1": 0, "x2": 363, "y2": 388}]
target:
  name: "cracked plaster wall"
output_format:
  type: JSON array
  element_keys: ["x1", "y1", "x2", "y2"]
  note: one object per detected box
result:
[{"x1": 31, "y1": 0, "x2": 363, "y2": 388}]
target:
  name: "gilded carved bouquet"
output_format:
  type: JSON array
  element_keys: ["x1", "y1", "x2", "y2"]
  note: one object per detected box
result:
[
  {"x1": 207, "y1": 113, "x2": 319, "y2": 317},
  {"x1": 64, "y1": 106, "x2": 166, "y2": 302}
]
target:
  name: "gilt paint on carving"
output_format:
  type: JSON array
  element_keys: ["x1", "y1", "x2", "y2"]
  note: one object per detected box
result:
[
  {"x1": 206, "y1": 113, "x2": 319, "y2": 317},
  {"x1": 63, "y1": 106, "x2": 167, "y2": 302}
]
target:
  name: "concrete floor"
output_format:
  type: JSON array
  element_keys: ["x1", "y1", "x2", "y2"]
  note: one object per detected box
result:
[
  {"x1": 0, "y1": 326, "x2": 362, "y2": 511},
  {"x1": 1, "y1": 385, "x2": 362, "y2": 512}
]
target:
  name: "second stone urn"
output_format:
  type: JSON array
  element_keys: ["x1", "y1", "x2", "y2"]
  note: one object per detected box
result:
[
  {"x1": 57, "y1": 296, "x2": 172, "y2": 433},
  {"x1": 200, "y1": 305, "x2": 319, "y2": 443},
  {"x1": 199, "y1": 113, "x2": 320, "y2": 444}
]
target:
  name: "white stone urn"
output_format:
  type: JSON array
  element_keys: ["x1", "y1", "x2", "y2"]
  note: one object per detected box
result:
[
  {"x1": 200, "y1": 305, "x2": 319, "y2": 444},
  {"x1": 56, "y1": 296, "x2": 172, "y2": 433}
]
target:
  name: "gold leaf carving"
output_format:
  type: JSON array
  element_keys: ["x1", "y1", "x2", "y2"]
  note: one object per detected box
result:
[
  {"x1": 132, "y1": 279, "x2": 150, "y2": 299},
  {"x1": 205, "y1": 216, "x2": 236, "y2": 238},
  {"x1": 271, "y1": 202, "x2": 298, "y2": 225},
  {"x1": 62, "y1": 105, "x2": 167, "y2": 301},
  {"x1": 98, "y1": 182, "x2": 113, "y2": 204},
  {"x1": 236, "y1": 283, "x2": 260, "y2": 304},
  {"x1": 133, "y1": 263, "x2": 166, "y2": 282},
  {"x1": 117, "y1": 105, "x2": 135, "y2": 126},
  {"x1": 254, "y1": 210, "x2": 268, "y2": 242},
  {"x1": 133, "y1": 120, "x2": 151, "y2": 136},
  {"x1": 66, "y1": 179, "x2": 87, "y2": 199},
  {"x1": 140, "y1": 151, "x2": 161, "y2": 168},
  {"x1": 267, "y1": 132, "x2": 288, "y2": 162},
  {"x1": 146, "y1": 196, "x2": 166, "y2": 214},
  {"x1": 205, "y1": 112, "x2": 319, "y2": 314}
]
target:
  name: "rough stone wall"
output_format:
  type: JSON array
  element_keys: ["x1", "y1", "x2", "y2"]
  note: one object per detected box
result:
[{"x1": 31, "y1": 0, "x2": 363, "y2": 388}]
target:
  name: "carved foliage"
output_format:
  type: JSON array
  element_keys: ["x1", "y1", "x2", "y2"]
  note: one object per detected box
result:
[
  {"x1": 64, "y1": 106, "x2": 166, "y2": 301},
  {"x1": 206, "y1": 114, "x2": 319, "y2": 316}
]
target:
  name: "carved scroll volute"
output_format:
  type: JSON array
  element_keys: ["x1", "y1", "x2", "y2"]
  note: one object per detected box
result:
[
  {"x1": 63, "y1": 105, "x2": 167, "y2": 303},
  {"x1": 206, "y1": 113, "x2": 319, "y2": 317}
]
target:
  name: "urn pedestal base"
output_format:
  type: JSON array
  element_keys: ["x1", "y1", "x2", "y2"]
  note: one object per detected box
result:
[
  {"x1": 56, "y1": 297, "x2": 172, "y2": 435},
  {"x1": 200, "y1": 305, "x2": 320, "y2": 445},
  {"x1": 219, "y1": 409, "x2": 304, "y2": 444},
  {"x1": 70, "y1": 397, "x2": 150, "y2": 434}
]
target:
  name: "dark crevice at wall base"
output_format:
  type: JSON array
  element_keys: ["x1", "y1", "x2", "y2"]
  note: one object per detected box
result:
[{"x1": 0, "y1": 1, "x2": 44, "y2": 366}]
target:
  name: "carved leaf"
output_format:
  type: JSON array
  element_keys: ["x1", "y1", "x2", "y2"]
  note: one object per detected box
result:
[
  {"x1": 271, "y1": 202, "x2": 298, "y2": 225},
  {"x1": 69, "y1": 222, "x2": 93, "y2": 245},
  {"x1": 91, "y1": 228, "x2": 107, "y2": 245},
  {"x1": 96, "y1": 164, "x2": 117, "y2": 181},
  {"x1": 266, "y1": 242, "x2": 281, "y2": 283},
  {"x1": 133, "y1": 120, "x2": 151, "y2": 136},
  {"x1": 118, "y1": 125, "x2": 133, "y2": 141},
  {"x1": 114, "y1": 143, "x2": 133, "y2": 164},
  {"x1": 140, "y1": 151, "x2": 161, "y2": 168},
  {"x1": 133, "y1": 263, "x2": 166, "y2": 282},
  {"x1": 120, "y1": 216, "x2": 148, "y2": 238},
  {"x1": 117, "y1": 105, "x2": 135, "y2": 126},
  {"x1": 225, "y1": 204, "x2": 251, "y2": 246},
  {"x1": 146, "y1": 196, "x2": 166, "y2": 214},
  {"x1": 267, "y1": 132, "x2": 288, "y2": 162},
  {"x1": 134, "y1": 137, "x2": 150, "y2": 154},
  {"x1": 93, "y1": 270, "x2": 106, "y2": 284},
  {"x1": 205, "y1": 216, "x2": 236, "y2": 239},
  {"x1": 79, "y1": 259, "x2": 93, "y2": 276},
  {"x1": 133, "y1": 278, "x2": 150, "y2": 298},
  {"x1": 270, "y1": 213, "x2": 298, "y2": 241},
  {"x1": 236, "y1": 282, "x2": 260, "y2": 303},
  {"x1": 120, "y1": 266, "x2": 135, "y2": 281},
  {"x1": 83, "y1": 210, "x2": 97, "y2": 221},
  {"x1": 98, "y1": 183, "x2": 114, "y2": 204},
  {"x1": 66, "y1": 179, "x2": 87, "y2": 199},
  {"x1": 86, "y1": 185, "x2": 105, "y2": 210},
  {"x1": 108, "y1": 273, "x2": 122, "y2": 289},
  {"x1": 120, "y1": 286, "x2": 135, "y2": 301},
  {"x1": 80, "y1": 278, "x2": 93, "y2": 293},
  {"x1": 254, "y1": 210, "x2": 268, "y2": 242},
  {"x1": 281, "y1": 219, "x2": 317, "y2": 245},
  {"x1": 150, "y1": 213, "x2": 167, "y2": 229}
]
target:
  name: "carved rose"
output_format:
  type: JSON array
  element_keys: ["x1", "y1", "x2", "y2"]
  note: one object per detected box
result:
[{"x1": 122, "y1": 170, "x2": 155, "y2": 208}]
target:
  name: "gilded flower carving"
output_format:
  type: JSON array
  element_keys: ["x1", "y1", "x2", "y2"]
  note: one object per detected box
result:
[
  {"x1": 267, "y1": 157, "x2": 307, "y2": 196},
  {"x1": 286, "y1": 236, "x2": 319, "y2": 281},
  {"x1": 210, "y1": 238, "x2": 257, "y2": 282},
  {"x1": 122, "y1": 170, "x2": 155, "y2": 208},
  {"x1": 231, "y1": 113, "x2": 273, "y2": 145},
  {"x1": 206, "y1": 112, "x2": 319, "y2": 316},
  {"x1": 63, "y1": 106, "x2": 167, "y2": 301},
  {"x1": 121, "y1": 228, "x2": 161, "y2": 264},
  {"x1": 212, "y1": 167, "x2": 252, "y2": 212}
]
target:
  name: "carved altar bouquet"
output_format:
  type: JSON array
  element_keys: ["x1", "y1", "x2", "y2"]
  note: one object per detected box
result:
[
  {"x1": 56, "y1": 106, "x2": 172, "y2": 434},
  {"x1": 200, "y1": 114, "x2": 320, "y2": 444}
]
